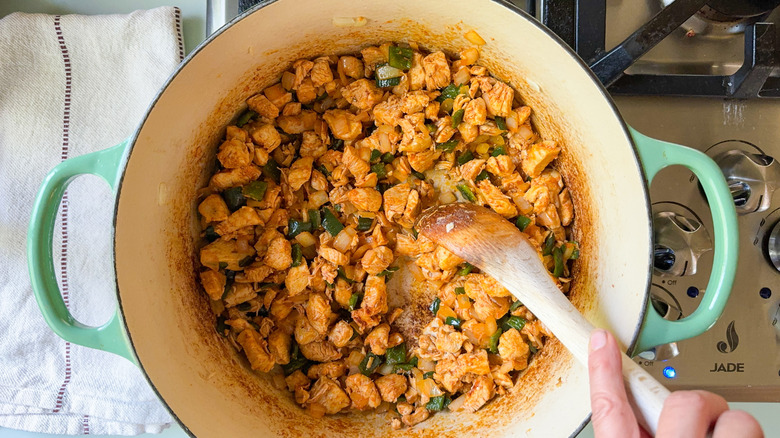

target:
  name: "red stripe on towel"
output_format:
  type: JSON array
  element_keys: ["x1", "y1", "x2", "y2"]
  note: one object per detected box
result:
[{"x1": 52, "y1": 15, "x2": 73, "y2": 413}]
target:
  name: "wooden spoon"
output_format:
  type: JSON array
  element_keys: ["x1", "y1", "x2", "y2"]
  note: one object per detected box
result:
[{"x1": 418, "y1": 203, "x2": 670, "y2": 435}]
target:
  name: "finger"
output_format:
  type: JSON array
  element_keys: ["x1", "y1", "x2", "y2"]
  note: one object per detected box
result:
[
  {"x1": 713, "y1": 410, "x2": 764, "y2": 438},
  {"x1": 588, "y1": 329, "x2": 641, "y2": 438},
  {"x1": 656, "y1": 390, "x2": 728, "y2": 438}
]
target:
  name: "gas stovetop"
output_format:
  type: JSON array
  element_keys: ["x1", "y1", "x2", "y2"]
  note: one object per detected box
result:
[{"x1": 534, "y1": 0, "x2": 780, "y2": 401}]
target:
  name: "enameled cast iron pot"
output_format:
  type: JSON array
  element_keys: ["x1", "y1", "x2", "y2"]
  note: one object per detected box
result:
[{"x1": 27, "y1": 0, "x2": 739, "y2": 436}]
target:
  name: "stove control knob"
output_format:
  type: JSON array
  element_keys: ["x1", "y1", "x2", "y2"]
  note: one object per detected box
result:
[
  {"x1": 653, "y1": 211, "x2": 712, "y2": 276},
  {"x1": 767, "y1": 221, "x2": 780, "y2": 272},
  {"x1": 712, "y1": 149, "x2": 780, "y2": 214}
]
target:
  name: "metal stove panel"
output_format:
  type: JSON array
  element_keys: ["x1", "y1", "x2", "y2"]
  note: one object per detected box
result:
[{"x1": 615, "y1": 96, "x2": 780, "y2": 401}]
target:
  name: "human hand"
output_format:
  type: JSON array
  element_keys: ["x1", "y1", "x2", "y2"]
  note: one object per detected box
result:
[{"x1": 587, "y1": 329, "x2": 764, "y2": 438}]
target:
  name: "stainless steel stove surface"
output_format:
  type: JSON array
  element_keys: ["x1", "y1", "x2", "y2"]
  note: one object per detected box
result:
[
  {"x1": 616, "y1": 96, "x2": 780, "y2": 401},
  {"x1": 589, "y1": 0, "x2": 780, "y2": 402}
]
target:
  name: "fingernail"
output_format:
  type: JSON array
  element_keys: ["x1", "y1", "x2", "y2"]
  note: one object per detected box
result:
[{"x1": 590, "y1": 329, "x2": 607, "y2": 352}]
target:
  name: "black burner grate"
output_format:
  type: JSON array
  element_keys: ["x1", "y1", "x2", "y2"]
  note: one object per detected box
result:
[{"x1": 538, "y1": 0, "x2": 779, "y2": 98}]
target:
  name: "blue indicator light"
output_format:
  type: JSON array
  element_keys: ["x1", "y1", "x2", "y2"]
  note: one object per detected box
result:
[{"x1": 662, "y1": 366, "x2": 677, "y2": 379}]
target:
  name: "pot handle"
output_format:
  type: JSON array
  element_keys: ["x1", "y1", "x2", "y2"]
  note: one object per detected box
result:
[
  {"x1": 629, "y1": 127, "x2": 739, "y2": 353},
  {"x1": 27, "y1": 139, "x2": 137, "y2": 364}
]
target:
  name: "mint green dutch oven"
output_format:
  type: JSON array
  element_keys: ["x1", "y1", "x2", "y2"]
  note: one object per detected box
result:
[{"x1": 26, "y1": 0, "x2": 738, "y2": 436}]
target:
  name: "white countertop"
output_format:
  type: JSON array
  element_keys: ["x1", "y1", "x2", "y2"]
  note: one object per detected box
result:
[{"x1": 1, "y1": 1, "x2": 777, "y2": 437}]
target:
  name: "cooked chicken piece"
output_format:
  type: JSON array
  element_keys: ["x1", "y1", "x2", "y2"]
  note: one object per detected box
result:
[
  {"x1": 558, "y1": 187, "x2": 574, "y2": 226},
  {"x1": 398, "y1": 117, "x2": 432, "y2": 154},
  {"x1": 434, "y1": 246, "x2": 463, "y2": 271},
  {"x1": 210, "y1": 166, "x2": 261, "y2": 190},
  {"x1": 306, "y1": 293, "x2": 332, "y2": 335},
  {"x1": 200, "y1": 238, "x2": 255, "y2": 271},
  {"x1": 291, "y1": 59, "x2": 314, "y2": 89},
  {"x1": 522, "y1": 319, "x2": 548, "y2": 351},
  {"x1": 407, "y1": 150, "x2": 441, "y2": 173},
  {"x1": 506, "y1": 106, "x2": 532, "y2": 133},
  {"x1": 364, "y1": 323, "x2": 390, "y2": 355},
  {"x1": 223, "y1": 283, "x2": 256, "y2": 307},
  {"x1": 463, "y1": 97, "x2": 487, "y2": 125},
  {"x1": 246, "y1": 93, "x2": 280, "y2": 120},
  {"x1": 522, "y1": 140, "x2": 560, "y2": 178},
  {"x1": 328, "y1": 320, "x2": 354, "y2": 348},
  {"x1": 268, "y1": 329, "x2": 291, "y2": 365},
  {"x1": 339, "y1": 55, "x2": 364, "y2": 79},
  {"x1": 360, "y1": 46, "x2": 386, "y2": 67},
  {"x1": 217, "y1": 139, "x2": 253, "y2": 169},
  {"x1": 472, "y1": 292, "x2": 512, "y2": 322},
  {"x1": 237, "y1": 329, "x2": 275, "y2": 372},
  {"x1": 433, "y1": 115, "x2": 457, "y2": 144},
  {"x1": 345, "y1": 373, "x2": 382, "y2": 410},
  {"x1": 351, "y1": 308, "x2": 381, "y2": 332},
  {"x1": 318, "y1": 247, "x2": 349, "y2": 266},
  {"x1": 295, "y1": 313, "x2": 321, "y2": 345},
  {"x1": 422, "y1": 51, "x2": 451, "y2": 90},
  {"x1": 264, "y1": 236, "x2": 292, "y2": 270},
  {"x1": 464, "y1": 273, "x2": 512, "y2": 299},
  {"x1": 285, "y1": 261, "x2": 309, "y2": 296},
  {"x1": 342, "y1": 79, "x2": 384, "y2": 111},
  {"x1": 199, "y1": 269, "x2": 226, "y2": 301},
  {"x1": 486, "y1": 155, "x2": 516, "y2": 178},
  {"x1": 323, "y1": 109, "x2": 362, "y2": 141},
  {"x1": 342, "y1": 145, "x2": 370, "y2": 177},
  {"x1": 402, "y1": 406, "x2": 430, "y2": 427},
  {"x1": 459, "y1": 158, "x2": 486, "y2": 182},
  {"x1": 373, "y1": 95, "x2": 404, "y2": 127},
  {"x1": 406, "y1": 52, "x2": 426, "y2": 91},
  {"x1": 296, "y1": 78, "x2": 317, "y2": 104},
  {"x1": 461, "y1": 375, "x2": 494, "y2": 413},
  {"x1": 482, "y1": 80, "x2": 514, "y2": 118},
  {"x1": 361, "y1": 246, "x2": 393, "y2": 275},
  {"x1": 382, "y1": 183, "x2": 410, "y2": 221},
  {"x1": 299, "y1": 340, "x2": 342, "y2": 362},
  {"x1": 399, "y1": 90, "x2": 430, "y2": 114},
  {"x1": 347, "y1": 187, "x2": 382, "y2": 212},
  {"x1": 309, "y1": 377, "x2": 350, "y2": 415},
  {"x1": 287, "y1": 157, "x2": 314, "y2": 191},
  {"x1": 375, "y1": 374, "x2": 407, "y2": 403},
  {"x1": 282, "y1": 101, "x2": 302, "y2": 116},
  {"x1": 254, "y1": 228, "x2": 284, "y2": 257},
  {"x1": 498, "y1": 328, "x2": 530, "y2": 370},
  {"x1": 198, "y1": 194, "x2": 229, "y2": 223},
  {"x1": 263, "y1": 83, "x2": 293, "y2": 109},
  {"x1": 457, "y1": 122, "x2": 479, "y2": 144},
  {"x1": 226, "y1": 125, "x2": 248, "y2": 142},
  {"x1": 300, "y1": 131, "x2": 327, "y2": 159},
  {"x1": 307, "y1": 360, "x2": 348, "y2": 380},
  {"x1": 478, "y1": 180, "x2": 517, "y2": 218},
  {"x1": 361, "y1": 275, "x2": 388, "y2": 316},
  {"x1": 214, "y1": 207, "x2": 263, "y2": 236},
  {"x1": 286, "y1": 370, "x2": 311, "y2": 392}
]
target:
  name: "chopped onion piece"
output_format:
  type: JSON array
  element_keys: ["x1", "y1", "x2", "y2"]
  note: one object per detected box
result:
[
  {"x1": 333, "y1": 227, "x2": 356, "y2": 253},
  {"x1": 464, "y1": 29, "x2": 486, "y2": 45},
  {"x1": 376, "y1": 64, "x2": 403, "y2": 80},
  {"x1": 448, "y1": 393, "x2": 468, "y2": 412},
  {"x1": 295, "y1": 231, "x2": 317, "y2": 247}
]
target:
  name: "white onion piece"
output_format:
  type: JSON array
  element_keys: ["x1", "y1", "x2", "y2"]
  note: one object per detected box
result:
[
  {"x1": 332, "y1": 228, "x2": 354, "y2": 253},
  {"x1": 448, "y1": 393, "x2": 468, "y2": 412},
  {"x1": 378, "y1": 363, "x2": 395, "y2": 375},
  {"x1": 295, "y1": 231, "x2": 317, "y2": 248}
]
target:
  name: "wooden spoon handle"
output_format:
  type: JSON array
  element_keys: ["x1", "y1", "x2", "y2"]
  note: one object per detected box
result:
[{"x1": 492, "y1": 261, "x2": 669, "y2": 434}]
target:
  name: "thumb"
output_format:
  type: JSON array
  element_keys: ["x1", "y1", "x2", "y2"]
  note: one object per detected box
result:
[{"x1": 588, "y1": 329, "x2": 642, "y2": 438}]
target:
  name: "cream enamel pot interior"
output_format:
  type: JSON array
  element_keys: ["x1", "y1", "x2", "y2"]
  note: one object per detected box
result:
[{"x1": 27, "y1": 0, "x2": 739, "y2": 436}]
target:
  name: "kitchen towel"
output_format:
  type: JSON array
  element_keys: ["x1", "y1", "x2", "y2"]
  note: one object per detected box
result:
[{"x1": 0, "y1": 8, "x2": 183, "y2": 435}]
